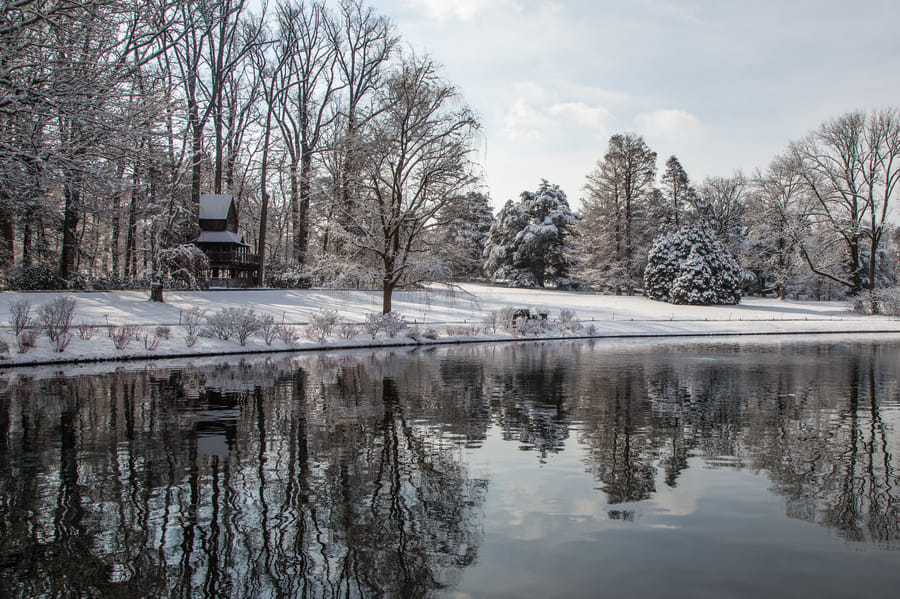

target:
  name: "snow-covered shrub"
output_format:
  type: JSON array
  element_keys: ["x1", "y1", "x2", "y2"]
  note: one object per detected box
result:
[
  {"x1": 364, "y1": 313, "x2": 383, "y2": 339},
  {"x1": 155, "y1": 326, "x2": 171, "y2": 340},
  {"x1": 111, "y1": 325, "x2": 134, "y2": 350},
  {"x1": 205, "y1": 308, "x2": 238, "y2": 340},
  {"x1": 5, "y1": 263, "x2": 66, "y2": 290},
  {"x1": 482, "y1": 311, "x2": 499, "y2": 333},
  {"x1": 445, "y1": 324, "x2": 476, "y2": 336},
  {"x1": 16, "y1": 329, "x2": 37, "y2": 353},
  {"x1": 381, "y1": 312, "x2": 407, "y2": 338},
  {"x1": 339, "y1": 323, "x2": 359, "y2": 339},
  {"x1": 9, "y1": 299, "x2": 32, "y2": 335},
  {"x1": 0, "y1": 335, "x2": 9, "y2": 356},
  {"x1": 76, "y1": 322, "x2": 96, "y2": 340},
  {"x1": 853, "y1": 288, "x2": 900, "y2": 316},
  {"x1": 185, "y1": 334, "x2": 197, "y2": 348},
  {"x1": 182, "y1": 307, "x2": 205, "y2": 336},
  {"x1": 259, "y1": 314, "x2": 279, "y2": 345},
  {"x1": 38, "y1": 297, "x2": 77, "y2": 342},
  {"x1": 363, "y1": 312, "x2": 408, "y2": 339},
  {"x1": 54, "y1": 332, "x2": 72, "y2": 353},
  {"x1": 159, "y1": 244, "x2": 209, "y2": 290},
  {"x1": 279, "y1": 325, "x2": 299, "y2": 344},
  {"x1": 407, "y1": 323, "x2": 439, "y2": 341},
  {"x1": 306, "y1": 309, "x2": 339, "y2": 342},
  {"x1": 644, "y1": 225, "x2": 741, "y2": 305},
  {"x1": 265, "y1": 260, "x2": 311, "y2": 289},
  {"x1": 143, "y1": 331, "x2": 160, "y2": 351},
  {"x1": 232, "y1": 307, "x2": 262, "y2": 346},
  {"x1": 559, "y1": 309, "x2": 576, "y2": 326}
]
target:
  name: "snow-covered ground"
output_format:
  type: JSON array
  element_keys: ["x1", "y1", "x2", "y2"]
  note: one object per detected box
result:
[{"x1": 1, "y1": 282, "x2": 899, "y2": 367}]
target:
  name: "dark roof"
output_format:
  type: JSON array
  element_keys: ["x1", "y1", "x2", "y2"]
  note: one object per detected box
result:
[
  {"x1": 195, "y1": 230, "x2": 249, "y2": 246},
  {"x1": 199, "y1": 194, "x2": 234, "y2": 220}
]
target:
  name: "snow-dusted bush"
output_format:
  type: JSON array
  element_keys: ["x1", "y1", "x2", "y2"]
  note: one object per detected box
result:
[
  {"x1": 5, "y1": 263, "x2": 66, "y2": 290},
  {"x1": 206, "y1": 307, "x2": 241, "y2": 341},
  {"x1": 445, "y1": 324, "x2": 476, "y2": 336},
  {"x1": 381, "y1": 312, "x2": 407, "y2": 338},
  {"x1": 559, "y1": 309, "x2": 576, "y2": 326},
  {"x1": 230, "y1": 307, "x2": 262, "y2": 346},
  {"x1": 155, "y1": 326, "x2": 171, "y2": 340},
  {"x1": 54, "y1": 332, "x2": 72, "y2": 353},
  {"x1": 644, "y1": 225, "x2": 741, "y2": 305},
  {"x1": 279, "y1": 325, "x2": 299, "y2": 344},
  {"x1": 76, "y1": 322, "x2": 97, "y2": 340},
  {"x1": 9, "y1": 299, "x2": 32, "y2": 335},
  {"x1": 482, "y1": 310, "x2": 499, "y2": 333},
  {"x1": 182, "y1": 307, "x2": 205, "y2": 336},
  {"x1": 143, "y1": 330, "x2": 161, "y2": 351},
  {"x1": 409, "y1": 323, "x2": 440, "y2": 341},
  {"x1": 853, "y1": 288, "x2": 900, "y2": 316},
  {"x1": 259, "y1": 314, "x2": 279, "y2": 345},
  {"x1": 110, "y1": 325, "x2": 135, "y2": 350},
  {"x1": 306, "y1": 309, "x2": 339, "y2": 342},
  {"x1": 339, "y1": 323, "x2": 359, "y2": 339},
  {"x1": 363, "y1": 312, "x2": 408, "y2": 339},
  {"x1": 16, "y1": 330, "x2": 37, "y2": 353},
  {"x1": 0, "y1": 335, "x2": 9, "y2": 356},
  {"x1": 38, "y1": 297, "x2": 77, "y2": 342},
  {"x1": 265, "y1": 260, "x2": 311, "y2": 289}
]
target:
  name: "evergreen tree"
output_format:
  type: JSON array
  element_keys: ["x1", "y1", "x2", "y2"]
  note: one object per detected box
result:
[
  {"x1": 644, "y1": 225, "x2": 742, "y2": 305},
  {"x1": 438, "y1": 191, "x2": 495, "y2": 278},
  {"x1": 577, "y1": 133, "x2": 660, "y2": 293},
  {"x1": 660, "y1": 156, "x2": 696, "y2": 227},
  {"x1": 483, "y1": 180, "x2": 575, "y2": 288}
]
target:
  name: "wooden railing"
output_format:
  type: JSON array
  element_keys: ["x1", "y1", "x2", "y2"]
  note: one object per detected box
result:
[{"x1": 203, "y1": 247, "x2": 260, "y2": 270}]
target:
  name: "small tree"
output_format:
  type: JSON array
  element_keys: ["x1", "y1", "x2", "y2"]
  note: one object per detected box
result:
[{"x1": 645, "y1": 225, "x2": 741, "y2": 305}]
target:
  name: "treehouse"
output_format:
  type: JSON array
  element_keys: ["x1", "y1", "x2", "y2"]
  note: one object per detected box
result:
[{"x1": 194, "y1": 194, "x2": 259, "y2": 286}]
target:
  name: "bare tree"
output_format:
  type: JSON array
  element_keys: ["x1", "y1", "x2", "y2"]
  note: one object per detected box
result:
[
  {"x1": 272, "y1": 0, "x2": 340, "y2": 267},
  {"x1": 338, "y1": 54, "x2": 479, "y2": 313},
  {"x1": 790, "y1": 110, "x2": 900, "y2": 295}
]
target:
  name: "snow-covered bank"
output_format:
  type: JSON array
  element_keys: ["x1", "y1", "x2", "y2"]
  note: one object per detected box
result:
[{"x1": 1, "y1": 282, "x2": 899, "y2": 367}]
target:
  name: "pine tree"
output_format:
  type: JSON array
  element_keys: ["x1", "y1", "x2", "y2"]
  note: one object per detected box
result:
[
  {"x1": 483, "y1": 180, "x2": 576, "y2": 288},
  {"x1": 438, "y1": 191, "x2": 495, "y2": 278},
  {"x1": 644, "y1": 225, "x2": 742, "y2": 305}
]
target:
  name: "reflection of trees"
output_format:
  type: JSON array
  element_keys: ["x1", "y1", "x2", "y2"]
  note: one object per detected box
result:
[
  {"x1": 484, "y1": 343, "x2": 573, "y2": 460},
  {"x1": 0, "y1": 352, "x2": 487, "y2": 598},
  {"x1": 570, "y1": 341, "x2": 900, "y2": 545}
]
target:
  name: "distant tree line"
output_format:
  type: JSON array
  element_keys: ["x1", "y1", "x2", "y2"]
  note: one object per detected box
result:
[{"x1": 485, "y1": 110, "x2": 900, "y2": 305}]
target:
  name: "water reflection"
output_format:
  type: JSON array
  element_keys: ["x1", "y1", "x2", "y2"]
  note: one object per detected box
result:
[{"x1": 0, "y1": 338, "x2": 899, "y2": 597}]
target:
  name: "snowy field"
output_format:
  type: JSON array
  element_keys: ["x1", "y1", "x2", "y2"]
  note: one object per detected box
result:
[{"x1": 1, "y1": 282, "x2": 899, "y2": 367}]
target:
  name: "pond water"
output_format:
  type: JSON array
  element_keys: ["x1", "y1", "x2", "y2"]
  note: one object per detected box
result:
[{"x1": 1, "y1": 336, "x2": 900, "y2": 598}]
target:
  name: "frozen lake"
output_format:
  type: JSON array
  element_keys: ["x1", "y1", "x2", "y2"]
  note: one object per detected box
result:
[{"x1": 1, "y1": 336, "x2": 899, "y2": 597}]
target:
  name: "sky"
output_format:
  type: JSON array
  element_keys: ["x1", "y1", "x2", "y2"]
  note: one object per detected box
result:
[{"x1": 376, "y1": 0, "x2": 900, "y2": 209}]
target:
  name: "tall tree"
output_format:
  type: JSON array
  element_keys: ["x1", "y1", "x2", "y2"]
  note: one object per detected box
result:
[
  {"x1": 692, "y1": 173, "x2": 747, "y2": 256},
  {"x1": 578, "y1": 133, "x2": 658, "y2": 293},
  {"x1": 483, "y1": 180, "x2": 576, "y2": 288},
  {"x1": 790, "y1": 110, "x2": 900, "y2": 295},
  {"x1": 660, "y1": 155, "x2": 695, "y2": 227},
  {"x1": 338, "y1": 54, "x2": 479, "y2": 313},
  {"x1": 436, "y1": 191, "x2": 494, "y2": 279},
  {"x1": 273, "y1": 0, "x2": 340, "y2": 267}
]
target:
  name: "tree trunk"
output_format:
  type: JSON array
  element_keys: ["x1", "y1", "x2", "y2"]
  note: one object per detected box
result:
[
  {"x1": 60, "y1": 183, "x2": 80, "y2": 281},
  {"x1": 382, "y1": 279, "x2": 393, "y2": 314}
]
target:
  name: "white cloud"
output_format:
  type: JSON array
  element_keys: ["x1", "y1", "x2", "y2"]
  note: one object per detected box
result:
[
  {"x1": 549, "y1": 102, "x2": 614, "y2": 131},
  {"x1": 404, "y1": 0, "x2": 519, "y2": 21},
  {"x1": 635, "y1": 109, "x2": 705, "y2": 139}
]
